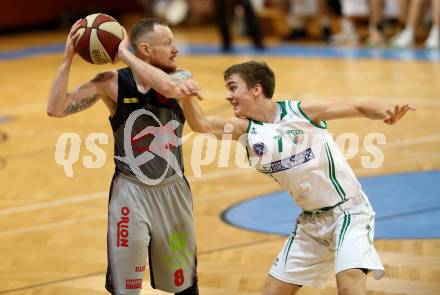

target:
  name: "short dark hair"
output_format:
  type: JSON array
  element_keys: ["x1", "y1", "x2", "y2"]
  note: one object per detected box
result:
[
  {"x1": 130, "y1": 18, "x2": 169, "y2": 52},
  {"x1": 224, "y1": 61, "x2": 275, "y2": 99}
]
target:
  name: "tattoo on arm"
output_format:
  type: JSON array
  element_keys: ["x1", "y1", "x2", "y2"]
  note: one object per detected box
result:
[
  {"x1": 63, "y1": 94, "x2": 99, "y2": 114},
  {"x1": 170, "y1": 70, "x2": 193, "y2": 86}
]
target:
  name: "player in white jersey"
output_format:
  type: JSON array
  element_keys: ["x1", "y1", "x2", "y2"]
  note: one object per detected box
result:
[{"x1": 180, "y1": 61, "x2": 414, "y2": 295}]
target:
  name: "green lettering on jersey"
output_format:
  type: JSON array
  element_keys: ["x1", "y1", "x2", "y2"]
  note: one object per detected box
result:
[{"x1": 273, "y1": 135, "x2": 283, "y2": 153}]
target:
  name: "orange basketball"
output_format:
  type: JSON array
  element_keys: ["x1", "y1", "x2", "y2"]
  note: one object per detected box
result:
[{"x1": 75, "y1": 13, "x2": 123, "y2": 65}]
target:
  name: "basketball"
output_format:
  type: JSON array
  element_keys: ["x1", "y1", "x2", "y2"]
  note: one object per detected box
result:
[{"x1": 74, "y1": 13, "x2": 123, "y2": 65}]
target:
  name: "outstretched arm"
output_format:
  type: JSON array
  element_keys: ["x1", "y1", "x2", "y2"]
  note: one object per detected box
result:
[
  {"x1": 47, "y1": 20, "x2": 116, "y2": 117},
  {"x1": 300, "y1": 100, "x2": 415, "y2": 125},
  {"x1": 181, "y1": 97, "x2": 248, "y2": 140},
  {"x1": 116, "y1": 28, "x2": 198, "y2": 99}
]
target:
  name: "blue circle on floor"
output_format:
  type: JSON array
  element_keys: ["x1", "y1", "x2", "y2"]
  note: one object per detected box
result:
[{"x1": 222, "y1": 170, "x2": 440, "y2": 239}]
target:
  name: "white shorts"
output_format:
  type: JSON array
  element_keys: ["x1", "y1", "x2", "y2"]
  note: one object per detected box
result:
[{"x1": 269, "y1": 192, "x2": 384, "y2": 288}]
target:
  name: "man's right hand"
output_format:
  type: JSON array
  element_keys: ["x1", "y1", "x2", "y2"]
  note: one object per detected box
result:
[
  {"x1": 115, "y1": 27, "x2": 130, "y2": 63},
  {"x1": 64, "y1": 19, "x2": 83, "y2": 60},
  {"x1": 178, "y1": 79, "x2": 203, "y2": 100}
]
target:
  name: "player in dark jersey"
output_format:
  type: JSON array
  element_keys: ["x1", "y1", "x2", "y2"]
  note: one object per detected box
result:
[{"x1": 47, "y1": 18, "x2": 201, "y2": 295}]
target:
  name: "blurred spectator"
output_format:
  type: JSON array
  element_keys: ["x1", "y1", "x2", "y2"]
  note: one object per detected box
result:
[
  {"x1": 367, "y1": 0, "x2": 408, "y2": 46},
  {"x1": 187, "y1": 0, "x2": 215, "y2": 24},
  {"x1": 393, "y1": 0, "x2": 409, "y2": 31},
  {"x1": 318, "y1": 0, "x2": 334, "y2": 41},
  {"x1": 330, "y1": 0, "x2": 365, "y2": 46},
  {"x1": 137, "y1": 0, "x2": 155, "y2": 17},
  {"x1": 283, "y1": 0, "x2": 333, "y2": 42},
  {"x1": 215, "y1": 0, "x2": 265, "y2": 52},
  {"x1": 391, "y1": 0, "x2": 440, "y2": 48},
  {"x1": 367, "y1": 0, "x2": 386, "y2": 46},
  {"x1": 137, "y1": 0, "x2": 190, "y2": 25},
  {"x1": 330, "y1": 17, "x2": 358, "y2": 45}
]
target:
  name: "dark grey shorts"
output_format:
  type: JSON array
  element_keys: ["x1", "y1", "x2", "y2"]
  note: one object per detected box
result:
[{"x1": 105, "y1": 172, "x2": 197, "y2": 294}]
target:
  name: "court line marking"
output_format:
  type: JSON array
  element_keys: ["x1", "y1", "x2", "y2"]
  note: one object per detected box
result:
[
  {"x1": 0, "y1": 182, "x2": 273, "y2": 237},
  {"x1": 355, "y1": 152, "x2": 440, "y2": 172},
  {"x1": 0, "y1": 214, "x2": 106, "y2": 237},
  {"x1": 0, "y1": 170, "x2": 255, "y2": 217},
  {"x1": 362, "y1": 133, "x2": 440, "y2": 151},
  {"x1": 298, "y1": 93, "x2": 440, "y2": 108},
  {"x1": 0, "y1": 173, "x2": 438, "y2": 289},
  {"x1": 0, "y1": 192, "x2": 107, "y2": 217},
  {"x1": 0, "y1": 235, "x2": 283, "y2": 294},
  {"x1": 2, "y1": 42, "x2": 439, "y2": 61},
  {"x1": 376, "y1": 206, "x2": 440, "y2": 222},
  {"x1": 0, "y1": 92, "x2": 439, "y2": 116},
  {"x1": 3, "y1": 166, "x2": 439, "y2": 236},
  {"x1": 0, "y1": 271, "x2": 105, "y2": 294},
  {"x1": 2, "y1": 180, "x2": 440, "y2": 292},
  {"x1": 189, "y1": 167, "x2": 254, "y2": 182},
  {"x1": 1, "y1": 132, "x2": 439, "y2": 217},
  {"x1": 0, "y1": 102, "x2": 46, "y2": 116}
]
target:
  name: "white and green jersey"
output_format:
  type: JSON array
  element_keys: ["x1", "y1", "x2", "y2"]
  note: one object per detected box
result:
[{"x1": 246, "y1": 100, "x2": 361, "y2": 211}]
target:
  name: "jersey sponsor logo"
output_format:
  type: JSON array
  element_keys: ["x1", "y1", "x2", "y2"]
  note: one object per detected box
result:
[
  {"x1": 114, "y1": 109, "x2": 183, "y2": 185},
  {"x1": 135, "y1": 264, "x2": 146, "y2": 272},
  {"x1": 253, "y1": 142, "x2": 267, "y2": 156},
  {"x1": 259, "y1": 147, "x2": 315, "y2": 174},
  {"x1": 123, "y1": 97, "x2": 139, "y2": 104},
  {"x1": 288, "y1": 129, "x2": 304, "y2": 144},
  {"x1": 91, "y1": 49, "x2": 107, "y2": 64},
  {"x1": 130, "y1": 124, "x2": 177, "y2": 153},
  {"x1": 164, "y1": 231, "x2": 192, "y2": 278},
  {"x1": 126, "y1": 278, "x2": 142, "y2": 289},
  {"x1": 117, "y1": 207, "x2": 130, "y2": 247}
]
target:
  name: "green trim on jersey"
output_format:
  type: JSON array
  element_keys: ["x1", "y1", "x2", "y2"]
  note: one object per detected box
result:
[
  {"x1": 245, "y1": 145, "x2": 252, "y2": 166},
  {"x1": 297, "y1": 101, "x2": 328, "y2": 129},
  {"x1": 246, "y1": 120, "x2": 252, "y2": 133},
  {"x1": 244, "y1": 120, "x2": 252, "y2": 166},
  {"x1": 246, "y1": 120, "x2": 263, "y2": 135},
  {"x1": 337, "y1": 211, "x2": 351, "y2": 252},
  {"x1": 277, "y1": 101, "x2": 288, "y2": 120},
  {"x1": 283, "y1": 224, "x2": 298, "y2": 265},
  {"x1": 366, "y1": 224, "x2": 373, "y2": 245},
  {"x1": 366, "y1": 215, "x2": 374, "y2": 245},
  {"x1": 287, "y1": 100, "x2": 297, "y2": 115},
  {"x1": 324, "y1": 142, "x2": 346, "y2": 201}
]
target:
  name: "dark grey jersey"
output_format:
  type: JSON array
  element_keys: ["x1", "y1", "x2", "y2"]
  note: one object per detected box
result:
[{"x1": 110, "y1": 67, "x2": 185, "y2": 181}]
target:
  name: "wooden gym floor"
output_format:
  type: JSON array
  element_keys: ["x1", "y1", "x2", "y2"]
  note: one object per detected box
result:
[{"x1": 0, "y1": 24, "x2": 439, "y2": 295}]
